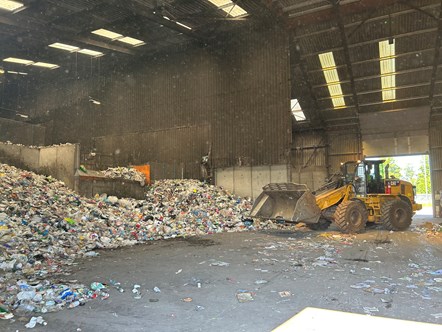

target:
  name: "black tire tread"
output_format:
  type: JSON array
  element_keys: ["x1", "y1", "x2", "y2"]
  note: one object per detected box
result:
[
  {"x1": 381, "y1": 199, "x2": 412, "y2": 231},
  {"x1": 334, "y1": 200, "x2": 368, "y2": 233}
]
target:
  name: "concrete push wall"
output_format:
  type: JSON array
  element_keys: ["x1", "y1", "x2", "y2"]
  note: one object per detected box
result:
[
  {"x1": 0, "y1": 142, "x2": 79, "y2": 189},
  {"x1": 215, "y1": 164, "x2": 291, "y2": 199}
]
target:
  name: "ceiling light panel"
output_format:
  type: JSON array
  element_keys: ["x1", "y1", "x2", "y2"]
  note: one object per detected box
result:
[
  {"x1": 49, "y1": 43, "x2": 79, "y2": 52},
  {"x1": 3, "y1": 57, "x2": 34, "y2": 65},
  {"x1": 117, "y1": 36, "x2": 145, "y2": 47},
  {"x1": 176, "y1": 21, "x2": 192, "y2": 30},
  {"x1": 0, "y1": 0, "x2": 24, "y2": 11},
  {"x1": 379, "y1": 40, "x2": 396, "y2": 101},
  {"x1": 92, "y1": 28, "x2": 123, "y2": 40},
  {"x1": 319, "y1": 52, "x2": 346, "y2": 109},
  {"x1": 77, "y1": 49, "x2": 104, "y2": 57},
  {"x1": 32, "y1": 62, "x2": 59, "y2": 69}
]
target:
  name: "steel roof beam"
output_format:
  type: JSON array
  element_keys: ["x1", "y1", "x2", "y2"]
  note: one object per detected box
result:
[
  {"x1": 307, "y1": 48, "x2": 435, "y2": 73},
  {"x1": 330, "y1": 0, "x2": 360, "y2": 122},
  {"x1": 294, "y1": 3, "x2": 440, "y2": 39},
  {"x1": 312, "y1": 65, "x2": 436, "y2": 88},
  {"x1": 300, "y1": 27, "x2": 438, "y2": 59},
  {"x1": 316, "y1": 80, "x2": 442, "y2": 101}
]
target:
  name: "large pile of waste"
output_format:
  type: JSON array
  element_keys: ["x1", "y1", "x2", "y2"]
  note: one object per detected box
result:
[
  {"x1": 101, "y1": 167, "x2": 146, "y2": 185},
  {"x1": 0, "y1": 163, "x2": 256, "y2": 319}
]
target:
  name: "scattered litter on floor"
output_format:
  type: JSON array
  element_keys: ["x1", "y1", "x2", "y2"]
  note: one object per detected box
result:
[
  {"x1": 149, "y1": 299, "x2": 159, "y2": 303},
  {"x1": 132, "y1": 285, "x2": 142, "y2": 299},
  {"x1": 278, "y1": 291, "x2": 291, "y2": 298},
  {"x1": 254, "y1": 280, "x2": 268, "y2": 285},
  {"x1": 209, "y1": 260, "x2": 230, "y2": 267},
  {"x1": 25, "y1": 316, "x2": 46, "y2": 328},
  {"x1": 236, "y1": 291, "x2": 254, "y2": 303},
  {"x1": 363, "y1": 307, "x2": 379, "y2": 314},
  {"x1": 175, "y1": 269, "x2": 183, "y2": 274},
  {"x1": 431, "y1": 313, "x2": 442, "y2": 319},
  {"x1": 109, "y1": 279, "x2": 124, "y2": 293},
  {"x1": 429, "y1": 269, "x2": 442, "y2": 276},
  {"x1": 153, "y1": 287, "x2": 161, "y2": 293},
  {"x1": 182, "y1": 297, "x2": 193, "y2": 302},
  {"x1": 195, "y1": 305, "x2": 205, "y2": 311},
  {"x1": 0, "y1": 305, "x2": 13, "y2": 320}
]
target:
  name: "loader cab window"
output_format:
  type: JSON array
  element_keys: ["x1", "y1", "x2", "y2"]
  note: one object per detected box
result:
[{"x1": 354, "y1": 163, "x2": 367, "y2": 195}]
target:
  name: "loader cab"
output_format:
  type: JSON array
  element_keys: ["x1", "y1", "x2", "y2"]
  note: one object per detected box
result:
[
  {"x1": 341, "y1": 160, "x2": 387, "y2": 196},
  {"x1": 365, "y1": 160, "x2": 386, "y2": 194}
]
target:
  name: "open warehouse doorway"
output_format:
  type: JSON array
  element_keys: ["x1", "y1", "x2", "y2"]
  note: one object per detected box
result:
[{"x1": 367, "y1": 155, "x2": 432, "y2": 216}]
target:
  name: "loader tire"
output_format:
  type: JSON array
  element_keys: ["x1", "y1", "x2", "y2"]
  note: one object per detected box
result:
[
  {"x1": 334, "y1": 200, "x2": 368, "y2": 233},
  {"x1": 381, "y1": 199, "x2": 412, "y2": 231}
]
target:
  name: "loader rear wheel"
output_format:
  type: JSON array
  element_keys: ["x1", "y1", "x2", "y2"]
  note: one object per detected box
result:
[
  {"x1": 334, "y1": 200, "x2": 368, "y2": 233},
  {"x1": 381, "y1": 199, "x2": 412, "y2": 231}
]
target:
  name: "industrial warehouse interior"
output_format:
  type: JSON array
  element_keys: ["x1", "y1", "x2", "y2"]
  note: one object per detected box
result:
[{"x1": 0, "y1": 0, "x2": 441, "y2": 331}]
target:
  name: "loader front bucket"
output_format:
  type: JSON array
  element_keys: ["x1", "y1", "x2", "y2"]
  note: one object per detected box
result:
[{"x1": 249, "y1": 183, "x2": 321, "y2": 224}]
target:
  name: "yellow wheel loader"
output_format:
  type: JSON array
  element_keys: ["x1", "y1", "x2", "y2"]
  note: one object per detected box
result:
[{"x1": 249, "y1": 160, "x2": 422, "y2": 233}]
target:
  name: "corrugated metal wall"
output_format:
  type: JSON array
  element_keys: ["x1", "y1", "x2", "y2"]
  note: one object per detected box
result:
[
  {"x1": 429, "y1": 117, "x2": 442, "y2": 217},
  {"x1": 0, "y1": 118, "x2": 45, "y2": 145},
  {"x1": 93, "y1": 125, "x2": 210, "y2": 178},
  {"x1": 14, "y1": 24, "x2": 291, "y2": 175},
  {"x1": 291, "y1": 130, "x2": 328, "y2": 190},
  {"x1": 326, "y1": 128, "x2": 362, "y2": 175}
]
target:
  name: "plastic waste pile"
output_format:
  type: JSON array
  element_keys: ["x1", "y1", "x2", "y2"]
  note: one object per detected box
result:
[
  {"x1": 101, "y1": 167, "x2": 145, "y2": 185},
  {"x1": 0, "y1": 163, "x2": 257, "y2": 318}
]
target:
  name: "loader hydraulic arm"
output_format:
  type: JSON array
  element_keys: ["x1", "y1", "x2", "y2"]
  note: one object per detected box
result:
[{"x1": 315, "y1": 184, "x2": 354, "y2": 210}]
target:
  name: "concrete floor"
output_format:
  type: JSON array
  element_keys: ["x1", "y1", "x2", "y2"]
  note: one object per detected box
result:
[{"x1": 1, "y1": 216, "x2": 441, "y2": 332}]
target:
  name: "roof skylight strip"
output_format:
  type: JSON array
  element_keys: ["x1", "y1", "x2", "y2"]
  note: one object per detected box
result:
[
  {"x1": 319, "y1": 52, "x2": 346, "y2": 109},
  {"x1": 379, "y1": 39, "x2": 396, "y2": 101},
  {"x1": 0, "y1": 0, "x2": 24, "y2": 11},
  {"x1": 207, "y1": 0, "x2": 248, "y2": 17}
]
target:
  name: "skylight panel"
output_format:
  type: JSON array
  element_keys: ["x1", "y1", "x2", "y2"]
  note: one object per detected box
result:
[
  {"x1": 222, "y1": 4, "x2": 248, "y2": 17},
  {"x1": 0, "y1": 0, "x2": 24, "y2": 11},
  {"x1": 318, "y1": 52, "x2": 346, "y2": 109},
  {"x1": 32, "y1": 62, "x2": 59, "y2": 69},
  {"x1": 331, "y1": 97, "x2": 346, "y2": 108},
  {"x1": 77, "y1": 49, "x2": 104, "y2": 57},
  {"x1": 208, "y1": 0, "x2": 231, "y2": 7},
  {"x1": 207, "y1": 0, "x2": 248, "y2": 17},
  {"x1": 291, "y1": 99, "x2": 306, "y2": 122},
  {"x1": 117, "y1": 36, "x2": 145, "y2": 47},
  {"x1": 49, "y1": 43, "x2": 79, "y2": 52},
  {"x1": 379, "y1": 39, "x2": 396, "y2": 101},
  {"x1": 92, "y1": 29, "x2": 124, "y2": 40},
  {"x1": 3, "y1": 57, "x2": 33, "y2": 65}
]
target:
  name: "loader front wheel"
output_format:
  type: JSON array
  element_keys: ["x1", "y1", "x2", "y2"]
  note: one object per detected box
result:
[
  {"x1": 334, "y1": 200, "x2": 368, "y2": 233},
  {"x1": 381, "y1": 199, "x2": 412, "y2": 231}
]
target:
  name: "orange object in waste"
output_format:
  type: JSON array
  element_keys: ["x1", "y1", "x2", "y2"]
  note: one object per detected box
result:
[{"x1": 132, "y1": 164, "x2": 151, "y2": 185}]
